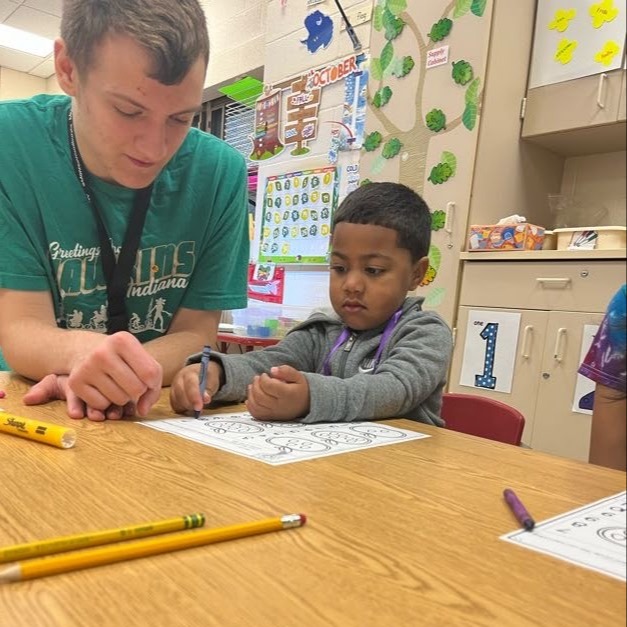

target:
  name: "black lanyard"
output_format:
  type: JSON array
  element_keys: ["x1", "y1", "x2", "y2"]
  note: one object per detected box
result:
[{"x1": 67, "y1": 110, "x2": 153, "y2": 334}]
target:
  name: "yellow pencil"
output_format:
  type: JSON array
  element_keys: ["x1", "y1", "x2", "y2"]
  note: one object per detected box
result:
[
  {"x1": 0, "y1": 413, "x2": 76, "y2": 449},
  {"x1": 0, "y1": 514, "x2": 206, "y2": 564},
  {"x1": 0, "y1": 514, "x2": 306, "y2": 583}
]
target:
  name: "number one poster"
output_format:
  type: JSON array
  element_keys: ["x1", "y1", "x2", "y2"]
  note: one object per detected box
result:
[
  {"x1": 257, "y1": 166, "x2": 339, "y2": 264},
  {"x1": 459, "y1": 310, "x2": 522, "y2": 394}
]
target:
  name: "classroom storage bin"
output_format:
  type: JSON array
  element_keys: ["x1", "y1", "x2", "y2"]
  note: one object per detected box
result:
[
  {"x1": 232, "y1": 301, "x2": 313, "y2": 338},
  {"x1": 553, "y1": 226, "x2": 626, "y2": 251},
  {"x1": 542, "y1": 230, "x2": 556, "y2": 250},
  {"x1": 467, "y1": 223, "x2": 545, "y2": 251}
]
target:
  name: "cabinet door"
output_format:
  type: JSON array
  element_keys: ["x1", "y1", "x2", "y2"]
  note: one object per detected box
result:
[
  {"x1": 530, "y1": 311, "x2": 604, "y2": 461},
  {"x1": 618, "y1": 69, "x2": 626, "y2": 122},
  {"x1": 448, "y1": 306, "x2": 548, "y2": 446},
  {"x1": 522, "y1": 69, "x2": 623, "y2": 137},
  {"x1": 359, "y1": 1, "x2": 497, "y2": 326}
]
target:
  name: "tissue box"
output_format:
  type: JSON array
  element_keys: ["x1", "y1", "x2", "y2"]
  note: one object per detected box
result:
[{"x1": 468, "y1": 223, "x2": 545, "y2": 251}]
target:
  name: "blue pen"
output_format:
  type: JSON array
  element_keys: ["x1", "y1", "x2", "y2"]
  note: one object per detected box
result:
[{"x1": 194, "y1": 345, "x2": 212, "y2": 419}]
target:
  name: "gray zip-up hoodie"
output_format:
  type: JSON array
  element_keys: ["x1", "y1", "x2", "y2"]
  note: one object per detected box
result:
[{"x1": 195, "y1": 297, "x2": 452, "y2": 426}]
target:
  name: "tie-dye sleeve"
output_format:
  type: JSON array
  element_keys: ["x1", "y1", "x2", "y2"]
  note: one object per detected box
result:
[{"x1": 578, "y1": 284, "x2": 627, "y2": 393}]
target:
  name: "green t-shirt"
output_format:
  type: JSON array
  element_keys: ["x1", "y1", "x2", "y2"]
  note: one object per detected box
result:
[{"x1": 0, "y1": 94, "x2": 249, "y2": 349}]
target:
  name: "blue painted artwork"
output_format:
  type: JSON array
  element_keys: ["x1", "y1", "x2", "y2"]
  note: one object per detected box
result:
[
  {"x1": 578, "y1": 390, "x2": 595, "y2": 411},
  {"x1": 301, "y1": 10, "x2": 333, "y2": 53}
]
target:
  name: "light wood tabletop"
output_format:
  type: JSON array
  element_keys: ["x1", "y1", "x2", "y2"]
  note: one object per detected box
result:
[{"x1": 0, "y1": 372, "x2": 625, "y2": 627}]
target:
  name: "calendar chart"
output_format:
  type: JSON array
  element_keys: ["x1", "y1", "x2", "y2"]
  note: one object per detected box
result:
[{"x1": 257, "y1": 166, "x2": 339, "y2": 264}]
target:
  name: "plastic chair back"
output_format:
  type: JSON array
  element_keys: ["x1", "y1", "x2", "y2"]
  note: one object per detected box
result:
[{"x1": 441, "y1": 393, "x2": 525, "y2": 446}]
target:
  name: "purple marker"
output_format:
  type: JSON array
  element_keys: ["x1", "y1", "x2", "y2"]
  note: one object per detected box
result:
[{"x1": 503, "y1": 488, "x2": 535, "y2": 531}]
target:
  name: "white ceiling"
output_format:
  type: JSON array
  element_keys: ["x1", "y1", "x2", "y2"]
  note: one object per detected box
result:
[{"x1": 0, "y1": 0, "x2": 61, "y2": 78}]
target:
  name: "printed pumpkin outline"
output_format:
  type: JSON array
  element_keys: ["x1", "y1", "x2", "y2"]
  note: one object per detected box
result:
[
  {"x1": 548, "y1": 8, "x2": 577, "y2": 32},
  {"x1": 589, "y1": 0, "x2": 620, "y2": 28}
]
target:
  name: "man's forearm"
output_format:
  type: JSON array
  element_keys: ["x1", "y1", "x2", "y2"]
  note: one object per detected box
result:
[
  {"x1": 1, "y1": 308, "x2": 220, "y2": 386},
  {"x1": 0, "y1": 319, "x2": 106, "y2": 381}
]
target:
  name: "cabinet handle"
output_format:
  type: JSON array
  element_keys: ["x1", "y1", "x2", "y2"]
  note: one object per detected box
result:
[
  {"x1": 520, "y1": 325, "x2": 534, "y2": 360},
  {"x1": 536, "y1": 277, "x2": 571, "y2": 288},
  {"x1": 597, "y1": 73, "x2": 608, "y2": 109},
  {"x1": 553, "y1": 327, "x2": 567, "y2": 362},
  {"x1": 444, "y1": 201, "x2": 455, "y2": 235}
]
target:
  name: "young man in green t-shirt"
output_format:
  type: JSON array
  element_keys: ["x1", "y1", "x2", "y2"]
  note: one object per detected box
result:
[{"x1": 0, "y1": 0, "x2": 249, "y2": 421}]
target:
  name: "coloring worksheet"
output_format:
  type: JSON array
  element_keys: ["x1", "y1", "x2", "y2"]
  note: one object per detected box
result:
[
  {"x1": 501, "y1": 491, "x2": 626, "y2": 581},
  {"x1": 139, "y1": 411, "x2": 429, "y2": 465}
]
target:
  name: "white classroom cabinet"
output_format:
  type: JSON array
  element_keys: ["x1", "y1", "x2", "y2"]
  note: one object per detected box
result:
[{"x1": 449, "y1": 259, "x2": 625, "y2": 459}]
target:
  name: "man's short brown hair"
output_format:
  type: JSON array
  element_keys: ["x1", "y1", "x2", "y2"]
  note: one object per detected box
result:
[{"x1": 61, "y1": 0, "x2": 209, "y2": 85}]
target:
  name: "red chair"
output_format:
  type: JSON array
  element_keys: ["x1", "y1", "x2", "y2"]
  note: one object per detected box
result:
[{"x1": 440, "y1": 393, "x2": 525, "y2": 446}]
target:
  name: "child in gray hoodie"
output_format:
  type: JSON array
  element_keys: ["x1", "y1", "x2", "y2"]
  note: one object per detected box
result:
[{"x1": 171, "y1": 182, "x2": 453, "y2": 425}]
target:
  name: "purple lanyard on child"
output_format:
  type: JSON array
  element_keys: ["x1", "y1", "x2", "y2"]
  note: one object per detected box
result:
[{"x1": 322, "y1": 307, "x2": 404, "y2": 375}]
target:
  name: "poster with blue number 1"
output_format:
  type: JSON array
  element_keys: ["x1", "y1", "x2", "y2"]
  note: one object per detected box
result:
[{"x1": 459, "y1": 310, "x2": 522, "y2": 394}]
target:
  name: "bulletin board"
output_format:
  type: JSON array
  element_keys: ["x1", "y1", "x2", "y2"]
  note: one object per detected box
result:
[
  {"x1": 257, "y1": 165, "x2": 339, "y2": 264},
  {"x1": 528, "y1": 0, "x2": 626, "y2": 88}
]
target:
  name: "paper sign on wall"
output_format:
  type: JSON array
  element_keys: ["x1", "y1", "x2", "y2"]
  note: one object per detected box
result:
[
  {"x1": 459, "y1": 310, "x2": 522, "y2": 394},
  {"x1": 572, "y1": 324, "x2": 600, "y2": 414},
  {"x1": 247, "y1": 263, "x2": 285, "y2": 304}
]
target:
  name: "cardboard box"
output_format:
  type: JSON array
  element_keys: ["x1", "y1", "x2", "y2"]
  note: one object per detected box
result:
[{"x1": 468, "y1": 223, "x2": 545, "y2": 251}]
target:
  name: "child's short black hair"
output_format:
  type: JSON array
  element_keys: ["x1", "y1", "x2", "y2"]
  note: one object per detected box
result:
[{"x1": 332, "y1": 182, "x2": 432, "y2": 261}]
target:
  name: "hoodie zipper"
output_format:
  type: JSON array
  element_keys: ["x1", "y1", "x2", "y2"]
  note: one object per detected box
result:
[{"x1": 337, "y1": 332, "x2": 357, "y2": 378}]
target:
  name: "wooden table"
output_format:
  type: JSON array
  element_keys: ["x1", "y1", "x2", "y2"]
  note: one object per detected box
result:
[
  {"x1": 217, "y1": 332, "x2": 280, "y2": 353},
  {"x1": 0, "y1": 372, "x2": 625, "y2": 626}
]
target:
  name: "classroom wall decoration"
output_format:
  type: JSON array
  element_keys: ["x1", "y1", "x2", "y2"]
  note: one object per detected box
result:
[
  {"x1": 251, "y1": 53, "x2": 369, "y2": 162},
  {"x1": 572, "y1": 324, "x2": 600, "y2": 414},
  {"x1": 257, "y1": 165, "x2": 338, "y2": 264},
  {"x1": 301, "y1": 9, "x2": 335, "y2": 53},
  {"x1": 459, "y1": 310, "x2": 522, "y2": 394},
  {"x1": 250, "y1": 89, "x2": 285, "y2": 161},
  {"x1": 285, "y1": 76, "x2": 322, "y2": 156},
  {"x1": 247, "y1": 263, "x2": 286, "y2": 304},
  {"x1": 528, "y1": 0, "x2": 626, "y2": 88},
  {"x1": 359, "y1": 0, "x2": 494, "y2": 325}
]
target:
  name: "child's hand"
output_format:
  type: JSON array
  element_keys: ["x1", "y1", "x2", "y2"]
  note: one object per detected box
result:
[
  {"x1": 246, "y1": 365, "x2": 310, "y2": 421},
  {"x1": 170, "y1": 361, "x2": 223, "y2": 414}
]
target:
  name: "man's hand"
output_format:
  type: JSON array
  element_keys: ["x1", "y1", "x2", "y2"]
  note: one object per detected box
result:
[
  {"x1": 67, "y1": 332, "x2": 162, "y2": 417},
  {"x1": 23, "y1": 374, "x2": 136, "y2": 421},
  {"x1": 246, "y1": 365, "x2": 310, "y2": 421}
]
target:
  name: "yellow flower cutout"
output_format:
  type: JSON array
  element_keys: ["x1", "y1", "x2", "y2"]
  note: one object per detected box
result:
[
  {"x1": 589, "y1": 0, "x2": 620, "y2": 28},
  {"x1": 548, "y1": 8, "x2": 577, "y2": 32},
  {"x1": 555, "y1": 38, "x2": 578, "y2": 64},
  {"x1": 594, "y1": 40, "x2": 621, "y2": 65}
]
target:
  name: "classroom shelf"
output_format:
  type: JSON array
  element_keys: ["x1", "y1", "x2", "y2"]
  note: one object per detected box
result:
[{"x1": 459, "y1": 249, "x2": 626, "y2": 261}]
